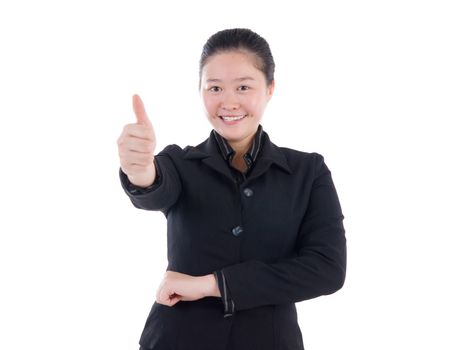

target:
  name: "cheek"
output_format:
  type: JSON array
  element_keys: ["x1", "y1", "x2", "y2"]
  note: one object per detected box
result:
[
  {"x1": 243, "y1": 94, "x2": 264, "y2": 114},
  {"x1": 202, "y1": 95, "x2": 216, "y2": 115}
]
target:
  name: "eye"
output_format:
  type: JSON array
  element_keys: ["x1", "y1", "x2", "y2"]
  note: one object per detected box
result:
[
  {"x1": 238, "y1": 85, "x2": 250, "y2": 91},
  {"x1": 208, "y1": 86, "x2": 221, "y2": 92}
]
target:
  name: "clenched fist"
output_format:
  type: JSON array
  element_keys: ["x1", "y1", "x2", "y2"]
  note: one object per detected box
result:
[
  {"x1": 117, "y1": 95, "x2": 156, "y2": 187},
  {"x1": 155, "y1": 271, "x2": 221, "y2": 307}
]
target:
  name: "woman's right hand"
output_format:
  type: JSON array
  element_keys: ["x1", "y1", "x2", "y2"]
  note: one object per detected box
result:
[{"x1": 117, "y1": 94, "x2": 157, "y2": 188}]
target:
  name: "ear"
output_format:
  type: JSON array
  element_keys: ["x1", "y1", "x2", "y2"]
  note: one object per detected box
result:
[{"x1": 266, "y1": 79, "x2": 275, "y2": 101}]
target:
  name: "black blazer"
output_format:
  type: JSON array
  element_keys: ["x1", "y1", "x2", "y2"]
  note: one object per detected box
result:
[{"x1": 120, "y1": 128, "x2": 346, "y2": 350}]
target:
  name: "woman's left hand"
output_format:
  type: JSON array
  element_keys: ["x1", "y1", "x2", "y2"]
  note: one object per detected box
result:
[{"x1": 155, "y1": 271, "x2": 220, "y2": 307}]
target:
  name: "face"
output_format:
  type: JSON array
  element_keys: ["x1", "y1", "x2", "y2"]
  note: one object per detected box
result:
[{"x1": 199, "y1": 50, "x2": 274, "y2": 151}]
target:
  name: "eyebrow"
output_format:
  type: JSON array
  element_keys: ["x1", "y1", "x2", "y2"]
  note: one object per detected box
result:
[{"x1": 205, "y1": 76, "x2": 256, "y2": 83}]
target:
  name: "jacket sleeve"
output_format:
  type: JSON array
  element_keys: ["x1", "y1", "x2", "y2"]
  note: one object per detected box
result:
[
  {"x1": 119, "y1": 144, "x2": 182, "y2": 213},
  {"x1": 216, "y1": 155, "x2": 346, "y2": 313}
]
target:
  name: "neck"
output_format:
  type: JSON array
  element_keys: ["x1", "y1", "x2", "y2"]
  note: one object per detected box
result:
[
  {"x1": 229, "y1": 134, "x2": 254, "y2": 159},
  {"x1": 230, "y1": 138, "x2": 252, "y2": 173}
]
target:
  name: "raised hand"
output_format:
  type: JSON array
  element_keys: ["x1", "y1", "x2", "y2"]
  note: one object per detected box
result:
[{"x1": 117, "y1": 94, "x2": 157, "y2": 187}]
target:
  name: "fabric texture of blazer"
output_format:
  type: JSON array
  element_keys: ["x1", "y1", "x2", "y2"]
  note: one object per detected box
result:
[{"x1": 119, "y1": 126, "x2": 347, "y2": 350}]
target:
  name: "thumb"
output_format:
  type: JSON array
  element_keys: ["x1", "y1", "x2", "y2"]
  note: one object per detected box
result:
[
  {"x1": 168, "y1": 293, "x2": 182, "y2": 306},
  {"x1": 132, "y1": 94, "x2": 152, "y2": 126}
]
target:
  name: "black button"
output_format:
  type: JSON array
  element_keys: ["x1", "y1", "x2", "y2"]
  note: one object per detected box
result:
[
  {"x1": 243, "y1": 188, "x2": 254, "y2": 197},
  {"x1": 231, "y1": 226, "x2": 243, "y2": 236}
]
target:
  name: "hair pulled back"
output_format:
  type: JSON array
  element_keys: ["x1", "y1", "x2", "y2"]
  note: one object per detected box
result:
[{"x1": 199, "y1": 28, "x2": 275, "y2": 89}]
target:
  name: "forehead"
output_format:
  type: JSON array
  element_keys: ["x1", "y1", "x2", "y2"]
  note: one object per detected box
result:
[{"x1": 201, "y1": 51, "x2": 263, "y2": 82}]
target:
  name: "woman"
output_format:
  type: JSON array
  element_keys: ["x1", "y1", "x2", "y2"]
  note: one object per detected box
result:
[{"x1": 118, "y1": 28, "x2": 346, "y2": 350}]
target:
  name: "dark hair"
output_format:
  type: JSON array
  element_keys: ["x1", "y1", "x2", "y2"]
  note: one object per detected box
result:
[{"x1": 198, "y1": 28, "x2": 275, "y2": 89}]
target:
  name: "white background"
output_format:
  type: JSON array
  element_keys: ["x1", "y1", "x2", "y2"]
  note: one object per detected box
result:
[{"x1": 1, "y1": 0, "x2": 466, "y2": 349}]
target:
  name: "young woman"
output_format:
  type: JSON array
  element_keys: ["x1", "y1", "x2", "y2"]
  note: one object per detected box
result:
[{"x1": 118, "y1": 28, "x2": 346, "y2": 350}]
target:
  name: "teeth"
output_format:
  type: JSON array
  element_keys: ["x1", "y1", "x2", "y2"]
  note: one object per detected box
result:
[{"x1": 221, "y1": 115, "x2": 246, "y2": 121}]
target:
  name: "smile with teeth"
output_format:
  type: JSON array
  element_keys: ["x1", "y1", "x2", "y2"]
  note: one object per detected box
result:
[{"x1": 220, "y1": 115, "x2": 247, "y2": 121}]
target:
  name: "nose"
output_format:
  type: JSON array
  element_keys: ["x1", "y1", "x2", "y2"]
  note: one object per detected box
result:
[{"x1": 220, "y1": 90, "x2": 240, "y2": 111}]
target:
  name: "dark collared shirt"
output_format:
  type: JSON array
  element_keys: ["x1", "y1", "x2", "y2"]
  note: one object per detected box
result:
[
  {"x1": 213, "y1": 124, "x2": 264, "y2": 180},
  {"x1": 212, "y1": 124, "x2": 264, "y2": 317}
]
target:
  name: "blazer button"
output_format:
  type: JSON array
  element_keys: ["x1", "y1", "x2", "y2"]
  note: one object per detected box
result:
[
  {"x1": 231, "y1": 226, "x2": 243, "y2": 236},
  {"x1": 243, "y1": 188, "x2": 254, "y2": 197}
]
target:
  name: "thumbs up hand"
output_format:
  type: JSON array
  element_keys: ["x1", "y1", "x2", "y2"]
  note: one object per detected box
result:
[{"x1": 117, "y1": 95, "x2": 157, "y2": 187}]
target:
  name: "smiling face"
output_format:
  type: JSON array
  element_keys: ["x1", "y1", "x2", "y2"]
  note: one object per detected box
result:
[{"x1": 199, "y1": 50, "x2": 275, "y2": 152}]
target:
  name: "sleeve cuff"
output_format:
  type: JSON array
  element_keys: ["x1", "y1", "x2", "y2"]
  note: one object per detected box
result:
[
  {"x1": 122, "y1": 157, "x2": 162, "y2": 195},
  {"x1": 214, "y1": 270, "x2": 235, "y2": 317}
]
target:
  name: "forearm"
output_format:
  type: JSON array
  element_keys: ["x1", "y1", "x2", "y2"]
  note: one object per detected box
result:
[
  {"x1": 217, "y1": 157, "x2": 346, "y2": 312},
  {"x1": 221, "y1": 242, "x2": 346, "y2": 311},
  {"x1": 127, "y1": 162, "x2": 156, "y2": 188},
  {"x1": 202, "y1": 273, "x2": 221, "y2": 298},
  {"x1": 120, "y1": 149, "x2": 182, "y2": 212}
]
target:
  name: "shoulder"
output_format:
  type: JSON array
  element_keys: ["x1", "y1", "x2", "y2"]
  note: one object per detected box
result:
[
  {"x1": 278, "y1": 146, "x2": 326, "y2": 170},
  {"x1": 261, "y1": 130, "x2": 326, "y2": 174},
  {"x1": 157, "y1": 134, "x2": 211, "y2": 158},
  {"x1": 279, "y1": 146, "x2": 324, "y2": 161},
  {"x1": 156, "y1": 142, "x2": 210, "y2": 164},
  {"x1": 157, "y1": 144, "x2": 184, "y2": 156},
  {"x1": 276, "y1": 147, "x2": 333, "y2": 190}
]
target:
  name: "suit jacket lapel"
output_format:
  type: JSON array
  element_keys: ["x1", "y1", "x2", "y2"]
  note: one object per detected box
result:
[
  {"x1": 183, "y1": 130, "x2": 235, "y2": 182},
  {"x1": 247, "y1": 131, "x2": 292, "y2": 183}
]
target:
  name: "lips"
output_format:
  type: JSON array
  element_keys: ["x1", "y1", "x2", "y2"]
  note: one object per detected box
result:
[{"x1": 219, "y1": 115, "x2": 247, "y2": 122}]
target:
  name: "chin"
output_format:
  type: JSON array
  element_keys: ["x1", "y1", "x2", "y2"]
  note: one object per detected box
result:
[
  {"x1": 220, "y1": 131, "x2": 243, "y2": 141},
  {"x1": 221, "y1": 128, "x2": 256, "y2": 144},
  {"x1": 209, "y1": 116, "x2": 259, "y2": 139}
]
